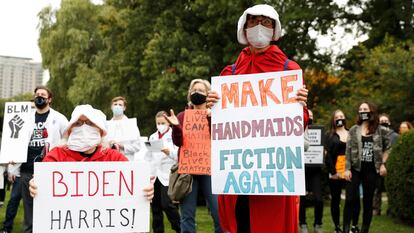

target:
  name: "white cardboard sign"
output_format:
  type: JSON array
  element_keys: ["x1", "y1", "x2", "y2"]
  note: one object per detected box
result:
[
  {"x1": 0, "y1": 102, "x2": 33, "y2": 163},
  {"x1": 33, "y1": 161, "x2": 150, "y2": 233},
  {"x1": 211, "y1": 70, "x2": 305, "y2": 195}
]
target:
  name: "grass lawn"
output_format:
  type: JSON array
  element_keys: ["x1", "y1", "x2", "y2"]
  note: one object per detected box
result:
[{"x1": 1, "y1": 188, "x2": 413, "y2": 233}]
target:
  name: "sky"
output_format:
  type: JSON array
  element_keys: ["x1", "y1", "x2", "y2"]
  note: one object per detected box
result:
[{"x1": 0, "y1": 0, "x2": 367, "y2": 64}]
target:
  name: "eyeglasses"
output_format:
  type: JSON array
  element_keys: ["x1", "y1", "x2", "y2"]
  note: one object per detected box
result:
[
  {"x1": 73, "y1": 120, "x2": 96, "y2": 127},
  {"x1": 246, "y1": 15, "x2": 274, "y2": 27}
]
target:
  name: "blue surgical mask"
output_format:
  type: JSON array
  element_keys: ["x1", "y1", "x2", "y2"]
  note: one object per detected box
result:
[{"x1": 112, "y1": 105, "x2": 124, "y2": 117}]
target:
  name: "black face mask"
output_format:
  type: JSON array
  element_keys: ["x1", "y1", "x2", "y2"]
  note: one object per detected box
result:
[
  {"x1": 34, "y1": 96, "x2": 48, "y2": 109},
  {"x1": 190, "y1": 92, "x2": 207, "y2": 105},
  {"x1": 335, "y1": 119, "x2": 346, "y2": 127},
  {"x1": 380, "y1": 122, "x2": 390, "y2": 128},
  {"x1": 308, "y1": 119, "x2": 313, "y2": 125},
  {"x1": 359, "y1": 112, "x2": 370, "y2": 121}
]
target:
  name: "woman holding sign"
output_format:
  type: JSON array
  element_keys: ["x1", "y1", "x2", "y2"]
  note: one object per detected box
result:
[
  {"x1": 325, "y1": 110, "x2": 359, "y2": 233},
  {"x1": 164, "y1": 79, "x2": 222, "y2": 233},
  {"x1": 29, "y1": 105, "x2": 154, "y2": 198},
  {"x1": 343, "y1": 102, "x2": 391, "y2": 233},
  {"x1": 207, "y1": 4, "x2": 309, "y2": 233}
]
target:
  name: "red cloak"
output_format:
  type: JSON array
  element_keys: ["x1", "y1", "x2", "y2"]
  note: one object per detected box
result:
[{"x1": 218, "y1": 45, "x2": 308, "y2": 233}]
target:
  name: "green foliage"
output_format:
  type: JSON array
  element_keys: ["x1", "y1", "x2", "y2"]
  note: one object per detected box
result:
[
  {"x1": 386, "y1": 130, "x2": 414, "y2": 223},
  {"x1": 335, "y1": 38, "x2": 413, "y2": 125},
  {"x1": 38, "y1": 0, "x2": 340, "y2": 135}
]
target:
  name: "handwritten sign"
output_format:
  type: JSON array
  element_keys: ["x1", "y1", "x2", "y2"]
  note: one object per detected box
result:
[
  {"x1": 178, "y1": 109, "x2": 211, "y2": 175},
  {"x1": 33, "y1": 161, "x2": 150, "y2": 233},
  {"x1": 0, "y1": 102, "x2": 33, "y2": 163},
  {"x1": 211, "y1": 70, "x2": 305, "y2": 195}
]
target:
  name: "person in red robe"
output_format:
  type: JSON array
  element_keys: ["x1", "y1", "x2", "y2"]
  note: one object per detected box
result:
[
  {"x1": 207, "y1": 4, "x2": 309, "y2": 233},
  {"x1": 29, "y1": 104, "x2": 154, "y2": 200}
]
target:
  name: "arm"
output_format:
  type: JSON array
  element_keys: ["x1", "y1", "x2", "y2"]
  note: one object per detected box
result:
[
  {"x1": 324, "y1": 135, "x2": 337, "y2": 175},
  {"x1": 344, "y1": 129, "x2": 353, "y2": 181},
  {"x1": 171, "y1": 111, "x2": 185, "y2": 147}
]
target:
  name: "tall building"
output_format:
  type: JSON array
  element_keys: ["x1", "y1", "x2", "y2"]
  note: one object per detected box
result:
[{"x1": 0, "y1": 55, "x2": 43, "y2": 99}]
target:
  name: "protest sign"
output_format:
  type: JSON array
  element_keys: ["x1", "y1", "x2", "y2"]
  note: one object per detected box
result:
[
  {"x1": 304, "y1": 125, "x2": 325, "y2": 165},
  {"x1": 0, "y1": 102, "x2": 33, "y2": 163},
  {"x1": 178, "y1": 109, "x2": 211, "y2": 175},
  {"x1": 106, "y1": 118, "x2": 140, "y2": 143},
  {"x1": 33, "y1": 161, "x2": 150, "y2": 233},
  {"x1": 211, "y1": 70, "x2": 305, "y2": 195}
]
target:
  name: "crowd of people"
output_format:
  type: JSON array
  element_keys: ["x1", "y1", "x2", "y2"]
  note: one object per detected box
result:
[{"x1": 0, "y1": 3, "x2": 412, "y2": 233}]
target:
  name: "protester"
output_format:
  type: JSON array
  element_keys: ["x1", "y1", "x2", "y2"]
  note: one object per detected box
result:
[
  {"x1": 325, "y1": 109, "x2": 360, "y2": 233},
  {"x1": 145, "y1": 111, "x2": 180, "y2": 233},
  {"x1": 207, "y1": 4, "x2": 309, "y2": 233},
  {"x1": 106, "y1": 96, "x2": 141, "y2": 161},
  {"x1": 299, "y1": 110, "x2": 323, "y2": 233},
  {"x1": 399, "y1": 121, "x2": 413, "y2": 134},
  {"x1": 18, "y1": 86, "x2": 68, "y2": 233},
  {"x1": 28, "y1": 104, "x2": 154, "y2": 198},
  {"x1": 0, "y1": 100, "x2": 36, "y2": 233},
  {"x1": 343, "y1": 102, "x2": 391, "y2": 233},
  {"x1": 164, "y1": 79, "x2": 222, "y2": 233},
  {"x1": 373, "y1": 113, "x2": 399, "y2": 216}
]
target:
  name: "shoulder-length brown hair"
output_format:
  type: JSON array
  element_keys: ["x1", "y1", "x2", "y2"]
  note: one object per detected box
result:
[{"x1": 357, "y1": 101, "x2": 379, "y2": 135}]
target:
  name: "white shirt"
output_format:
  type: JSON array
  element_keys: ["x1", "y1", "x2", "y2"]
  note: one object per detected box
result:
[
  {"x1": 145, "y1": 128, "x2": 178, "y2": 186},
  {"x1": 106, "y1": 115, "x2": 141, "y2": 161}
]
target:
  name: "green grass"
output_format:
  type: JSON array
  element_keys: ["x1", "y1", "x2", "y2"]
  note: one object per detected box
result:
[{"x1": 1, "y1": 188, "x2": 413, "y2": 233}]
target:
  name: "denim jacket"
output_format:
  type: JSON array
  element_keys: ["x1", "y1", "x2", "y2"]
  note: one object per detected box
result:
[{"x1": 345, "y1": 125, "x2": 391, "y2": 173}]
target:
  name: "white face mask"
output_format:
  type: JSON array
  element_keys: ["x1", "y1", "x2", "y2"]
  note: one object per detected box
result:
[
  {"x1": 67, "y1": 124, "x2": 101, "y2": 152},
  {"x1": 157, "y1": 124, "x2": 168, "y2": 133},
  {"x1": 246, "y1": 24, "x2": 274, "y2": 48}
]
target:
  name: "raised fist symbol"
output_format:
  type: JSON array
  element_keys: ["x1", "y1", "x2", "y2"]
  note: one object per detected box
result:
[{"x1": 8, "y1": 115, "x2": 24, "y2": 138}]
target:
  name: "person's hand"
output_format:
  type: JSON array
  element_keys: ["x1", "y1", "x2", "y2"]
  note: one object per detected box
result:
[
  {"x1": 143, "y1": 176, "x2": 156, "y2": 202},
  {"x1": 380, "y1": 164, "x2": 387, "y2": 176},
  {"x1": 8, "y1": 174, "x2": 16, "y2": 183},
  {"x1": 29, "y1": 178, "x2": 38, "y2": 198},
  {"x1": 296, "y1": 85, "x2": 308, "y2": 107},
  {"x1": 330, "y1": 173, "x2": 339, "y2": 180},
  {"x1": 163, "y1": 109, "x2": 179, "y2": 126},
  {"x1": 344, "y1": 170, "x2": 352, "y2": 181},
  {"x1": 206, "y1": 90, "x2": 220, "y2": 108},
  {"x1": 161, "y1": 148, "x2": 170, "y2": 156}
]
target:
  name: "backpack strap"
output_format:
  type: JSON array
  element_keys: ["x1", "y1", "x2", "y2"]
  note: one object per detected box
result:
[
  {"x1": 231, "y1": 64, "x2": 236, "y2": 75},
  {"x1": 283, "y1": 59, "x2": 290, "y2": 71}
]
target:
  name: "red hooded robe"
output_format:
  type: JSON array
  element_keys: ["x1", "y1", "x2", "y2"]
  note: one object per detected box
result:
[{"x1": 218, "y1": 45, "x2": 309, "y2": 233}]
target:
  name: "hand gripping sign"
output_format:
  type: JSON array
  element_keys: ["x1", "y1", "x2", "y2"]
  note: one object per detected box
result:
[
  {"x1": 211, "y1": 70, "x2": 305, "y2": 195},
  {"x1": 33, "y1": 161, "x2": 150, "y2": 233}
]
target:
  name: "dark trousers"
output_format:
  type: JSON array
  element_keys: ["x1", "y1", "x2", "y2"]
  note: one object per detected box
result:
[
  {"x1": 299, "y1": 167, "x2": 323, "y2": 226},
  {"x1": 3, "y1": 177, "x2": 22, "y2": 232},
  {"x1": 329, "y1": 179, "x2": 346, "y2": 227},
  {"x1": 151, "y1": 178, "x2": 181, "y2": 233},
  {"x1": 343, "y1": 167, "x2": 377, "y2": 233},
  {"x1": 21, "y1": 172, "x2": 33, "y2": 233},
  {"x1": 373, "y1": 176, "x2": 385, "y2": 213}
]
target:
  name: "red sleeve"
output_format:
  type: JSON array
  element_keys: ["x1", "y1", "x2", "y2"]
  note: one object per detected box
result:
[
  {"x1": 220, "y1": 65, "x2": 233, "y2": 76},
  {"x1": 286, "y1": 59, "x2": 309, "y2": 128},
  {"x1": 172, "y1": 111, "x2": 185, "y2": 147},
  {"x1": 105, "y1": 149, "x2": 129, "y2": 161},
  {"x1": 42, "y1": 147, "x2": 61, "y2": 162}
]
